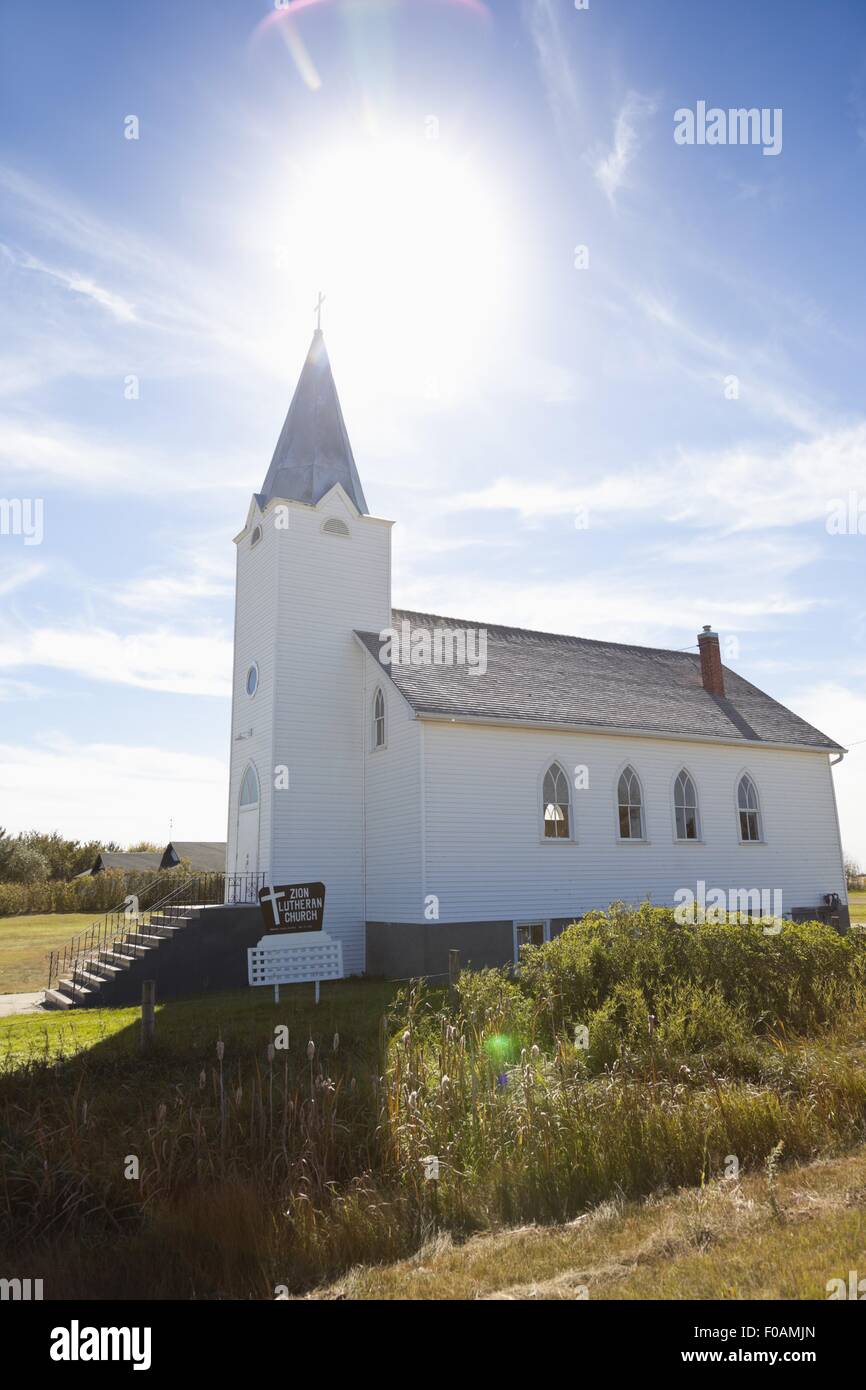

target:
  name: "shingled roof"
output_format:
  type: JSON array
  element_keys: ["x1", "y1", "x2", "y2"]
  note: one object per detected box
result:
[
  {"x1": 91, "y1": 851, "x2": 163, "y2": 875},
  {"x1": 259, "y1": 330, "x2": 368, "y2": 514},
  {"x1": 161, "y1": 841, "x2": 227, "y2": 872},
  {"x1": 356, "y1": 610, "x2": 843, "y2": 752}
]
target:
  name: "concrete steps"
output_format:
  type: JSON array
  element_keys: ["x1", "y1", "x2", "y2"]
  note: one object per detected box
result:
[
  {"x1": 44, "y1": 907, "x2": 203, "y2": 1009},
  {"x1": 44, "y1": 987, "x2": 74, "y2": 1010}
]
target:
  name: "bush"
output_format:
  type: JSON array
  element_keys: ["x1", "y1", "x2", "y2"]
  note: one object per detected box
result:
[
  {"x1": 518, "y1": 903, "x2": 865, "y2": 1037},
  {"x1": 0, "y1": 865, "x2": 191, "y2": 918}
]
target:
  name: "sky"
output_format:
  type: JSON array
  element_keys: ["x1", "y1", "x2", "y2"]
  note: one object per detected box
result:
[{"x1": 1, "y1": 0, "x2": 865, "y2": 862}]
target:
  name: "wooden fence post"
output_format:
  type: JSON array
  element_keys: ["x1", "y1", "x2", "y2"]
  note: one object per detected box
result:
[
  {"x1": 141, "y1": 980, "x2": 156, "y2": 1048},
  {"x1": 448, "y1": 950, "x2": 461, "y2": 1011}
]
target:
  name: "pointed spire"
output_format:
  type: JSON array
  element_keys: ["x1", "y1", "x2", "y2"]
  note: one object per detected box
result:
[{"x1": 259, "y1": 329, "x2": 368, "y2": 514}]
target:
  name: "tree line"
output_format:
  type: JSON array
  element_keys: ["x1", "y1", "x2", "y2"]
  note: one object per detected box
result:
[{"x1": 0, "y1": 830, "x2": 162, "y2": 883}]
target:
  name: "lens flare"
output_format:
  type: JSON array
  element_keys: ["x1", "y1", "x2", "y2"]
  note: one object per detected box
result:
[
  {"x1": 483, "y1": 1034, "x2": 516, "y2": 1064},
  {"x1": 252, "y1": 0, "x2": 492, "y2": 48}
]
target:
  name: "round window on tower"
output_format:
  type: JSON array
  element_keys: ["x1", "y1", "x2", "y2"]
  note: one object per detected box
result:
[{"x1": 246, "y1": 663, "x2": 259, "y2": 697}]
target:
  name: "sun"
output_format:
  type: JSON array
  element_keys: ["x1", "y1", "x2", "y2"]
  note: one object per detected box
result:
[{"x1": 261, "y1": 132, "x2": 517, "y2": 405}]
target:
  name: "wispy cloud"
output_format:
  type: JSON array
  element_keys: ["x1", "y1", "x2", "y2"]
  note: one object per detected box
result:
[
  {"x1": 0, "y1": 623, "x2": 232, "y2": 696},
  {"x1": 1, "y1": 244, "x2": 138, "y2": 322},
  {"x1": 525, "y1": 0, "x2": 582, "y2": 144},
  {"x1": 448, "y1": 421, "x2": 866, "y2": 533},
  {"x1": 0, "y1": 735, "x2": 227, "y2": 840},
  {"x1": 114, "y1": 550, "x2": 233, "y2": 612},
  {"x1": 393, "y1": 570, "x2": 820, "y2": 653},
  {"x1": 0, "y1": 416, "x2": 255, "y2": 496},
  {"x1": 0, "y1": 561, "x2": 47, "y2": 596},
  {"x1": 594, "y1": 91, "x2": 657, "y2": 204},
  {"x1": 0, "y1": 676, "x2": 45, "y2": 702}
]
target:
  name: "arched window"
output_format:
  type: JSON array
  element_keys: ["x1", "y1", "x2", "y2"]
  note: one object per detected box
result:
[
  {"x1": 239, "y1": 764, "x2": 259, "y2": 807},
  {"x1": 323, "y1": 517, "x2": 350, "y2": 537},
  {"x1": 617, "y1": 766, "x2": 645, "y2": 840},
  {"x1": 372, "y1": 687, "x2": 386, "y2": 749},
  {"x1": 737, "y1": 774, "x2": 762, "y2": 842},
  {"x1": 250, "y1": 525, "x2": 262, "y2": 547},
  {"x1": 674, "y1": 770, "x2": 700, "y2": 840},
  {"x1": 543, "y1": 762, "x2": 570, "y2": 839}
]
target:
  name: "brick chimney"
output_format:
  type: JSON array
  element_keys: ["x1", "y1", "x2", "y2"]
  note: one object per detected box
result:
[{"x1": 698, "y1": 625, "x2": 725, "y2": 697}]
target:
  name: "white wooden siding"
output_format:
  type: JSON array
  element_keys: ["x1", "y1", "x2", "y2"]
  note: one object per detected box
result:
[
  {"x1": 363, "y1": 651, "x2": 423, "y2": 923},
  {"x1": 269, "y1": 491, "x2": 392, "y2": 975},
  {"x1": 418, "y1": 721, "x2": 846, "y2": 923},
  {"x1": 226, "y1": 505, "x2": 279, "y2": 880}
]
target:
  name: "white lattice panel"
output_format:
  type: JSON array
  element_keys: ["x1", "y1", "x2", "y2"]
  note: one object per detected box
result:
[{"x1": 248, "y1": 931, "x2": 343, "y2": 987}]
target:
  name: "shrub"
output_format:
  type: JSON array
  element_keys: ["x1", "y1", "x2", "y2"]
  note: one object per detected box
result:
[
  {"x1": 519, "y1": 903, "x2": 865, "y2": 1037},
  {"x1": 0, "y1": 865, "x2": 191, "y2": 918}
]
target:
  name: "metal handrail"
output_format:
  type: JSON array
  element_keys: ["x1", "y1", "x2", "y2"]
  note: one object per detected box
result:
[
  {"x1": 46, "y1": 873, "x2": 168, "y2": 992},
  {"x1": 47, "y1": 871, "x2": 265, "y2": 1002}
]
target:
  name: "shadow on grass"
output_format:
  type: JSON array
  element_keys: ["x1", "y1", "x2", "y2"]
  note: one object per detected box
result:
[{"x1": 0, "y1": 979, "x2": 410, "y2": 1300}]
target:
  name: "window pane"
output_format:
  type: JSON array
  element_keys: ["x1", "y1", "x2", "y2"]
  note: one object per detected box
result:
[
  {"x1": 619, "y1": 805, "x2": 631, "y2": 838},
  {"x1": 684, "y1": 812, "x2": 697, "y2": 839},
  {"x1": 629, "y1": 807, "x2": 643, "y2": 839},
  {"x1": 675, "y1": 806, "x2": 686, "y2": 839},
  {"x1": 739, "y1": 776, "x2": 758, "y2": 812},
  {"x1": 518, "y1": 923, "x2": 544, "y2": 950},
  {"x1": 240, "y1": 767, "x2": 259, "y2": 807}
]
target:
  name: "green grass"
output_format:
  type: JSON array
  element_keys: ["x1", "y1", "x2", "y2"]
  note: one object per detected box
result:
[
  {"x1": 0, "y1": 912, "x2": 96, "y2": 993},
  {"x1": 849, "y1": 890, "x2": 866, "y2": 925},
  {"x1": 0, "y1": 978, "x2": 396, "y2": 1061}
]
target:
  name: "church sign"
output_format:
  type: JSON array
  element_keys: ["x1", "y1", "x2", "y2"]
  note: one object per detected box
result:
[
  {"x1": 249, "y1": 881, "x2": 341, "y2": 1003},
  {"x1": 259, "y1": 882, "x2": 325, "y2": 934}
]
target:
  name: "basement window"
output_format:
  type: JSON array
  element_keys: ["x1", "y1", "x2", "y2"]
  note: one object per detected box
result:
[{"x1": 514, "y1": 920, "x2": 550, "y2": 961}]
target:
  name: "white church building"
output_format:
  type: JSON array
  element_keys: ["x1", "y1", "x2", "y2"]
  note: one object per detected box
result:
[{"x1": 226, "y1": 328, "x2": 850, "y2": 978}]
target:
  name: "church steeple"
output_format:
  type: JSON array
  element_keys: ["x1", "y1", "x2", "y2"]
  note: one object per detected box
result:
[{"x1": 259, "y1": 328, "x2": 369, "y2": 515}]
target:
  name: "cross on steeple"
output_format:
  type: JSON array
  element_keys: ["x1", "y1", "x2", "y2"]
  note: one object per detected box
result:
[{"x1": 314, "y1": 291, "x2": 326, "y2": 332}]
